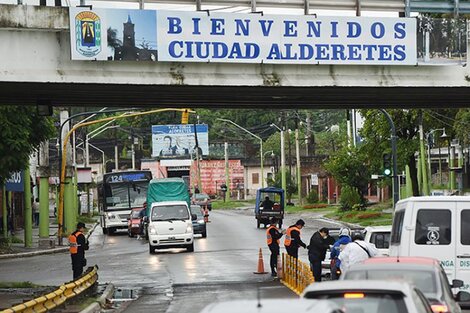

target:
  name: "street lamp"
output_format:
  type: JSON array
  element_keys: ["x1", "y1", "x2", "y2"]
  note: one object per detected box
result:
[
  {"x1": 270, "y1": 123, "x2": 286, "y2": 196},
  {"x1": 425, "y1": 128, "x2": 446, "y2": 188},
  {"x1": 217, "y1": 118, "x2": 264, "y2": 188}
]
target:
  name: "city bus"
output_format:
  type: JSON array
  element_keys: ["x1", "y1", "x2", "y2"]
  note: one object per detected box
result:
[{"x1": 97, "y1": 170, "x2": 152, "y2": 235}]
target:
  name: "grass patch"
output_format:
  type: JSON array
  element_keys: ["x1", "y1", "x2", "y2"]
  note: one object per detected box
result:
[
  {"x1": 77, "y1": 215, "x2": 98, "y2": 224},
  {"x1": 212, "y1": 199, "x2": 256, "y2": 210},
  {"x1": 9, "y1": 236, "x2": 23, "y2": 244},
  {"x1": 325, "y1": 208, "x2": 392, "y2": 226},
  {"x1": 285, "y1": 204, "x2": 337, "y2": 213},
  {"x1": 0, "y1": 281, "x2": 41, "y2": 288}
]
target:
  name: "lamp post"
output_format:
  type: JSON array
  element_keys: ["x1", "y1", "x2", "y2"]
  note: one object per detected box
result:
[
  {"x1": 440, "y1": 130, "x2": 449, "y2": 186},
  {"x1": 217, "y1": 118, "x2": 264, "y2": 188},
  {"x1": 263, "y1": 150, "x2": 275, "y2": 185},
  {"x1": 270, "y1": 123, "x2": 286, "y2": 197},
  {"x1": 425, "y1": 128, "x2": 445, "y2": 189}
]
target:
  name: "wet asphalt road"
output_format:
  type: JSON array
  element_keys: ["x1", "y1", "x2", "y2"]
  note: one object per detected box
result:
[{"x1": 0, "y1": 208, "x2": 342, "y2": 312}]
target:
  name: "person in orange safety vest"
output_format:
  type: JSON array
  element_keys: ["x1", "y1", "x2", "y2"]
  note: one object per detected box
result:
[
  {"x1": 284, "y1": 219, "x2": 306, "y2": 259},
  {"x1": 69, "y1": 222, "x2": 89, "y2": 280},
  {"x1": 266, "y1": 217, "x2": 284, "y2": 277}
]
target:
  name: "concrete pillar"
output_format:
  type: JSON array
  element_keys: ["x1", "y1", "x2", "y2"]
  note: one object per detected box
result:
[
  {"x1": 24, "y1": 166, "x2": 32, "y2": 248},
  {"x1": 64, "y1": 176, "x2": 76, "y2": 234},
  {"x1": 2, "y1": 186, "x2": 7, "y2": 238},
  {"x1": 405, "y1": 165, "x2": 413, "y2": 198},
  {"x1": 38, "y1": 141, "x2": 50, "y2": 239}
]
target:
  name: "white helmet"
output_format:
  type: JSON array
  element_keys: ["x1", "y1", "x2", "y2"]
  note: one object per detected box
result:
[{"x1": 339, "y1": 227, "x2": 351, "y2": 237}]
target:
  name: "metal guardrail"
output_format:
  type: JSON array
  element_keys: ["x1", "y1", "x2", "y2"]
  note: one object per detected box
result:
[
  {"x1": 0, "y1": 265, "x2": 98, "y2": 313},
  {"x1": 280, "y1": 253, "x2": 314, "y2": 295}
]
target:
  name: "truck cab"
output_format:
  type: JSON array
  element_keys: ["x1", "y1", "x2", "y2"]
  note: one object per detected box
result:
[{"x1": 147, "y1": 201, "x2": 196, "y2": 253}]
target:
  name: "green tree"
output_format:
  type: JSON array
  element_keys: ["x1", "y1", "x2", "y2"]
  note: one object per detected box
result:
[
  {"x1": 324, "y1": 146, "x2": 371, "y2": 205},
  {"x1": 0, "y1": 106, "x2": 55, "y2": 182}
]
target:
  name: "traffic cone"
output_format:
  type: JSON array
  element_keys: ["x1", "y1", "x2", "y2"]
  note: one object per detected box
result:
[{"x1": 253, "y1": 248, "x2": 268, "y2": 274}]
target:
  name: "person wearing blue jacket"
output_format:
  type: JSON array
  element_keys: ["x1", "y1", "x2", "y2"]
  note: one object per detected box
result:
[{"x1": 330, "y1": 227, "x2": 351, "y2": 280}]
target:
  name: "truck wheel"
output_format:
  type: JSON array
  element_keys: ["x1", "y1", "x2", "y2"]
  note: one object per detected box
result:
[
  {"x1": 108, "y1": 228, "x2": 115, "y2": 235},
  {"x1": 257, "y1": 220, "x2": 260, "y2": 228},
  {"x1": 149, "y1": 244, "x2": 156, "y2": 254},
  {"x1": 186, "y1": 243, "x2": 194, "y2": 252}
]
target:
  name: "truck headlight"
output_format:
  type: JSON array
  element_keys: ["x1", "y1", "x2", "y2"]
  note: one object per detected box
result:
[
  {"x1": 149, "y1": 226, "x2": 157, "y2": 235},
  {"x1": 107, "y1": 213, "x2": 115, "y2": 219},
  {"x1": 197, "y1": 220, "x2": 205, "y2": 224},
  {"x1": 186, "y1": 224, "x2": 193, "y2": 233}
]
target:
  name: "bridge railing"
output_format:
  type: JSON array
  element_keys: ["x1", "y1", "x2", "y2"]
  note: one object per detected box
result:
[{"x1": 0, "y1": 265, "x2": 99, "y2": 313}]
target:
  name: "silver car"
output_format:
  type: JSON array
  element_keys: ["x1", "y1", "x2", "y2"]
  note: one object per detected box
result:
[
  {"x1": 302, "y1": 280, "x2": 434, "y2": 313},
  {"x1": 341, "y1": 256, "x2": 469, "y2": 313},
  {"x1": 200, "y1": 299, "x2": 344, "y2": 313}
]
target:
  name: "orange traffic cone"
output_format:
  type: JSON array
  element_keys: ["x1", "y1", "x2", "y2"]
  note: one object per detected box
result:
[{"x1": 253, "y1": 248, "x2": 268, "y2": 274}]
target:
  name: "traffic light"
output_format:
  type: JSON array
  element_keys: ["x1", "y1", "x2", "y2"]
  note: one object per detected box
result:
[
  {"x1": 383, "y1": 153, "x2": 392, "y2": 177},
  {"x1": 181, "y1": 109, "x2": 189, "y2": 124}
]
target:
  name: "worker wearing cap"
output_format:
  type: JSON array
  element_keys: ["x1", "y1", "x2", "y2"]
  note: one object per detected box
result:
[
  {"x1": 284, "y1": 219, "x2": 307, "y2": 259},
  {"x1": 69, "y1": 222, "x2": 89, "y2": 280}
]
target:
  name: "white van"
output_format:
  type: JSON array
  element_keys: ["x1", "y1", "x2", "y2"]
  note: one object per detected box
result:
[
  {"x1": 389, "y1": 196, "x2": 470, "y2": 291},
  {"x1": 364, "y1": 226, "x2": 391, "y2": 256},
  {"x1": 147, "y1": 201, "x2": 195, "y2": 253}
]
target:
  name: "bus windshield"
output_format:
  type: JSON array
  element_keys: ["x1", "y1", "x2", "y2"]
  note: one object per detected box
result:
[
  {"x1": 105, "y1": 181, "x2": 148, "y2": 210},
  {"x1": 99, "y1": 171, "x2": 152, "y2": 212}
]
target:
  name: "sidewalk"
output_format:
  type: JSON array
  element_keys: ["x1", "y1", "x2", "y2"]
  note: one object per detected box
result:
[{"x1": 0, "y1": 219, "x2": 97, "y2": 260}]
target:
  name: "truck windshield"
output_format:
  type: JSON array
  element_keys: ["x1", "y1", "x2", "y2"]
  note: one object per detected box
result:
[{"x1": 151, "y1": 205, "x2": 189, "y2": 221}]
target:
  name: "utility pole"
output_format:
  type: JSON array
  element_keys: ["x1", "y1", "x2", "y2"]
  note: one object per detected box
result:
[
  {"x1": 295, "y1": 128, "x2": 302, "y2": 205},
  {"x1": 23, "y1": 165, "x2": 32, "y2": 248},
  {"x1": 379, "y1": 109, "x2": 399, "y2": 207},
  {"x1": 419, "y1": 112, "x2": 429, "y2": 195},
  {"x1": 225, "y1": 142, "x2": 230, "y2": 202}
]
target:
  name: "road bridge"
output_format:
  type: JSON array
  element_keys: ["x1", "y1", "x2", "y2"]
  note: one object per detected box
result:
[{"x1": 1, "y1": 3, "x2": 470, "y2": 108}]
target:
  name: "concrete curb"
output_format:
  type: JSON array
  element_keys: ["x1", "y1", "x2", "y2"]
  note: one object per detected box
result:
[
  {"x1": 0, "y1": 222, "x2": 99, "y2": 260},
  {"x1": 79, "y1": 283, "x2": 115, "y2": 313}
]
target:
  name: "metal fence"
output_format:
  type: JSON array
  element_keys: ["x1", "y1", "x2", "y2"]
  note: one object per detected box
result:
[{"x1": 280, "y1": 253, "x2": 314, "y2": 295}]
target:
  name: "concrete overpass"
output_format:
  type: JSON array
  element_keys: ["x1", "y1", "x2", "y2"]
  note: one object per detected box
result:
[{"x1": 1, "y1": 3, "x2": 470, "y2": 108}]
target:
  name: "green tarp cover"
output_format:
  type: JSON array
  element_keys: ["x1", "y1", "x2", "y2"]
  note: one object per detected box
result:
[{"x1": 146, "y1": 178, "x2": 190, "y2": 215}]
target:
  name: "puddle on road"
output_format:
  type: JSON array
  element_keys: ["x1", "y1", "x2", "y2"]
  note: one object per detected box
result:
[{"x1": 108, "y1": 288, "x2": 140, "y2": 309}]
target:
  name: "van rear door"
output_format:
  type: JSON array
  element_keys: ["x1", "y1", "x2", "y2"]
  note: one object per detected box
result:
[
  {"x1": 412, "y1": 201, "x2": 455, "y2": 281},
  {"x1": 455, "y1": 202, "x2": 470, "y2": 291}
]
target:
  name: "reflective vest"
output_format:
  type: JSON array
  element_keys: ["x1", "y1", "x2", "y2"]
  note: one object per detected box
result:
[
  {"x1": 266, "y1": 225, "x2": 280, "y2": 245},
  {"x1": 284, "y1": 226, "x2": 301, "y2": 247},
  {"x1": 69, "y1": 231, "x2": 83, "y2": 254}
]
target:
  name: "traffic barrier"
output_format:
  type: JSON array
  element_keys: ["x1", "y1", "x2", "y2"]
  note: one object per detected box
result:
[
  {"x1": 253, "y1": 248, "x2": 268, "y2": 274},
  {"x1": 280, "y1": 253, "x2": 314, "y2": 295},
  {"x1": 0, "y1": 265, "x2": 99, "y2": 313}
]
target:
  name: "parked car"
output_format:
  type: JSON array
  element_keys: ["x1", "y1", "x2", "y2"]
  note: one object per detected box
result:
[
  {"x1": 302, "y1": 280, "x2": 434, "y2": 313},
  {"x1": 193, "y1": 193, "x2": 212, "y2": 211},
  {"x1": 200, "y1": 299, "x2": 343, "y2": 313},
  {"x1": 190, "y1": 204, "x2": 207, "y2": 238},
  {"x1": 341, "y1": 256, "x2": 470, "y2": 313},
  {"x1": 127, "y1": 208, "x2": 144, "y2": 237}
]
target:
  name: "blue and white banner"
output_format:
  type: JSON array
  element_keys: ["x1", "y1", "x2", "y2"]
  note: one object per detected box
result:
[
  {"x1": 5, "y1": 171, "x2": 24, "y2": 192},
  {"x1": 157, "y1": 12, "x2": 417, "y2": 65},
  {"x1": 152, "y1": 124, "x2": 209, "y2": 158}
]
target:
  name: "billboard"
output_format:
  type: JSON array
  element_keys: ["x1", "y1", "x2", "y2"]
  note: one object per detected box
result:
[{"x1": 152, "y1": 124, "x2": 209, "y2": 158}]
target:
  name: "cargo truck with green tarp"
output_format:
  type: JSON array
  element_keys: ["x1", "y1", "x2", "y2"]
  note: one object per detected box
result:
[
  {"x1": 146, "y1": 177, "x2": 191, "y2": 216},
  {"x1": 145, "y1": 177, "x2": 195, "y2": 253}
]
